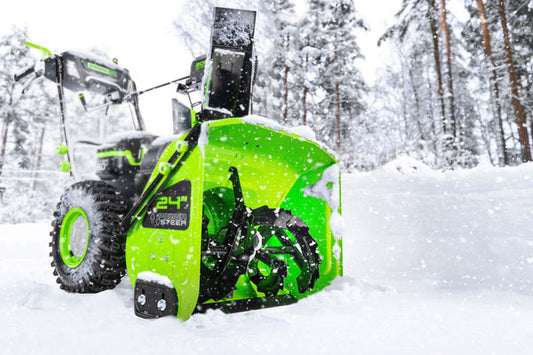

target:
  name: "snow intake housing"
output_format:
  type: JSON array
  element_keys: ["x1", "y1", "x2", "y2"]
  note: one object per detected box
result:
[{"x1": 125, "y1": 117, "x2": 343, "y2": 320}]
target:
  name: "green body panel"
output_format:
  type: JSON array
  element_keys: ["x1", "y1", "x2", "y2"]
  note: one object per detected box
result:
[
  {"x1": 125, "y1": 118, "x2": 342, "y2": 320},
  {"x1": 126, "y1": 133, "x2": 204, "y2": 321},
  {"x1": 202, "y1": 118, "x2": 333, "y2": 206},
  {"x1": 96, "y1": 149, "x2": 146, "y2": 166},
  {"x1": 201, "y1": 118, "x2": 340, "y2": 299},
  {"x1": 126, "y1": 137, "x2": 204, "y2": 321}
]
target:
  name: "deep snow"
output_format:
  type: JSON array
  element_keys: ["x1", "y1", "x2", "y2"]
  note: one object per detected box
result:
[{"x1": 1, "y1": 157, "x2": 533, "y2": 354}]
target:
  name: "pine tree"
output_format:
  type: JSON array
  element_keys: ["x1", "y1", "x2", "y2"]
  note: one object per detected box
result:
[
  {"x1": 293, "y1": 1, "x2": 329, "y2": 128},
  {"x1": 260, "y1": 0, "x2": 297, "y2": 123},
  {"x1": 307, "y1": 0, "x2": 367, "y2": 166},
  {"x1": 497, "y1": 0, "x2": 531, "y2": 162},
  {"x1": 0, "y1": 27, "x2": 37, "y2": 177},
  {"x1": 379, "y1": 0, "x2": 479, "y2": 168},
  {"x1": 0, "y1": 27, "x2": 68, "y2": 222},
  {"x1": 474, "y1": 0, "x2": 507, "y2": 165},
  {"x1": 507, "y1": 0, "x2": 533, "y2": 145}
]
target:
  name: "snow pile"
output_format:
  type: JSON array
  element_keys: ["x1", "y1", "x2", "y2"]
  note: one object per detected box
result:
[
  {"x1": 346, "y1": 159, "x2": 533, "y2": 294},
  {"x1": 2, "y1": 158, "x2": 533, "y2": 353},
  {"x1": 137, "y1": 271, "x2": 174, "y2": 288},
  {"x1": 304, "y1": 163, "x2": 343, "y2": 256}
]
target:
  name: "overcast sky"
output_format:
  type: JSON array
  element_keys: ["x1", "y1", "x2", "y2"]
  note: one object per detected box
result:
[{"x1": 1, "y1": 0, "x2": 401, "y2": 134}]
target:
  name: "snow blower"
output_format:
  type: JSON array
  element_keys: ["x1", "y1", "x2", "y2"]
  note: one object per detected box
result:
[{"x1": 15, "y1": 7, "x2": 342, "y2": 321}]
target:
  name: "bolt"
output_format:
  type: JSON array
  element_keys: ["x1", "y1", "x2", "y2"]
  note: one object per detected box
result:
[
  {"x1": 137, "y1": 294, "x2": 146, "y2": 306},
  {"x1": 157, "y1": 299, "x2": 167, "y2": 312}
]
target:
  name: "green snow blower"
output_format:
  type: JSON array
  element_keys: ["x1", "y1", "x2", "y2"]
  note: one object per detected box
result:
[{"x1": 15, "y1": 7, "x2": 342, "y2": 321}]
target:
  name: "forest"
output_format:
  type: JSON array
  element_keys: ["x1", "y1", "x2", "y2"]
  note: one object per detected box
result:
[{"x1": 1, "y1": 0, "x2": 532, "y2": 222}]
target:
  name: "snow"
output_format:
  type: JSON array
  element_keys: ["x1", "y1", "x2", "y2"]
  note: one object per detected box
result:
[
  {"x1": 242, "y1": 115, "x2": 336, "y2": 157},
  {"x1": 198, "y1": 122, "x2": 210, "y2": 156},
  {"x1": 64, "y1": 50, "x2": 125, "y2": 72},
  {"x1": 2, "y1": 159, "x2": 533, "y2": 354},
  {"x1": 137, "y1": 271, "x2": 174, "y2": 289},
  {"x1": 212, "y1": 8, "x2": 255, "y2": 47},
  {"x1": 304, "y1": 163, "x2": 343, "y2": 251}
]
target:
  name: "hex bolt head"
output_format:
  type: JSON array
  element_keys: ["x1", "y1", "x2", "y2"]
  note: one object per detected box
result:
[
  {"x1": 157, "y1": 299, "x2": 167, "y2": 312},
  {"x1": 137, "y1": 294, "x2": 146, "y2": 306}
]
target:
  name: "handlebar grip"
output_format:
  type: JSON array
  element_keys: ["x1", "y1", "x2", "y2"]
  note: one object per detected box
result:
[{"x1": 14, "y1": 65, "x2": 35, "y2": 82}]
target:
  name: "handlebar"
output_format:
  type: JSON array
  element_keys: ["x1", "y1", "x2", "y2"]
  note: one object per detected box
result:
[{"x1": 14, "y1": 65, "x2": 36, "y2": 82}]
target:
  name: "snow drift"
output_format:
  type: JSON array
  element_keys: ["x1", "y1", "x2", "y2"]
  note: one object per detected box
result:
[{"x1": 1, "y1": 158, "x2": 533, "y2": 354}]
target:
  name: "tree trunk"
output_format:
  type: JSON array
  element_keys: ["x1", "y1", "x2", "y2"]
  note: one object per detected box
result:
[
  {"x1": 302, "y1": 50, "x2": 309, "y2": 126},
  {"x1": 282, "y1": 33, "x2": 290, "y2": 124},
  {"x1": 427, "y1": 0, "x2": 447, "y2": 135},
  {"x1": 335, "y1": 81, "x2": 341, "y2": 152},
  {"x1": 477, "y1": 0, "x2": 508, "y2": 166},
  {"x1": 302, "y1": 86, "x2": 308, "y2": 126},
  {"x1": 282, "y1": 64, "x2": 289, "y2": 123},
  {"x1": 526, "y1": 77, "x2": 533, "y2": 149},
  {"x1": 0, "y1": 111, "x2": 10, "y2": 179},
  {"x1": 498, "y1": 0, "x2": 532, "y2": 162},
  {"x1": 407, "y1": 61, "x2": 425, "y2": 143},
  {"x1": 0, "y1": 86, "x2": 15, "y2": 179},
  {"x1": 334, "y1": 39, "x2": 341, "y2": 152},
  {"x1": 425, "y1": 65, "x2": 439, "y2": 159},
  {"x1": 32, "y1": 126, "x2": 46, "y2": 191},
  {"x1": 439, "y1": 0, "x2": 457, "y2": 139}
]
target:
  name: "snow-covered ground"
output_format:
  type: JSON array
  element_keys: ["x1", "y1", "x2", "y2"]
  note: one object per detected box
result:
[{"x1": 2, "y1": 157, "x2": 533, "y2": 354}]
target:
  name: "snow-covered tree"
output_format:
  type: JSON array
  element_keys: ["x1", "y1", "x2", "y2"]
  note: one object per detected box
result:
[
  {"x1": 303, "y1": 0, "x2": 368, "y2": 168},
  {"x1": 462, "y1": 0, "x2": 533, "y2": 165},
  {"x1": 0, "y1": 27, "x2": 35, "y2": 175},
  {"x1": 378, "y1": 0, "x2": 480, "y2": 169},
  {"x1": 261, "y1": 0, "x2": 297, "y2": 123},
  {"x1": 0, "y1": 27, "x2": 68, "y2": 223}
]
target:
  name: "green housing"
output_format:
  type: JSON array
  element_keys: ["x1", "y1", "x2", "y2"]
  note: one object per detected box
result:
[{"x1": 125, "y1": 118, "x2": 342, "y2": 321}]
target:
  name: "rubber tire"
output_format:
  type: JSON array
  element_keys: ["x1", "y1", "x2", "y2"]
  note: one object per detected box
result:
[{"x1": 50, "y1": 180, "x2": 127, "y2": 293}]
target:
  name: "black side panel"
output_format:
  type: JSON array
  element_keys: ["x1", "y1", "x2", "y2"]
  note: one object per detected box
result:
[
  {"x1": 96, "y1": 133, "x2": 157, "y2": 202},
  {"x1": 142, "y1": 180, "x2": 191, "y2": 230},
  {"x1": 60, "y1": 51, "x2": 133, "y2": 97},
  {"x1": 134, "y1": 136, "x2": 178, "y2": 196},
  {"x1": 134, "y1": 279, "x2": 178, "y2": 319}
]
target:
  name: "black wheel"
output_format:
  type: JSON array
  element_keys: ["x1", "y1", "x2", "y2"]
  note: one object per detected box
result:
[{"x1": 50, "y1": 180, "x2": 127, "y2": 293}]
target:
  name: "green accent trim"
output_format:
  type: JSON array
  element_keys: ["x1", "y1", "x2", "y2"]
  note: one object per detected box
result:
[
  {"x1": 191, "y1": 109, "x2": 198, "y2": 126},
  {"x1": 59, "y1": 160, "x2": 71, "y2": 173},
  {"x1": 56, "y1": 143, "x2": 68, "y2": 155},
  {"x1": 60, "y1": 208, "x2": 89, "y2": 268},
  {"x1": 24, "y1": 41, "x2": 52, "y2": 59},
  {"x1": 87, "y1": 62, "x2": 118, "y2": 78},
  {"x1": 97, "y1": 149, "x2": 146, "y2": 166},
  {"x1": 195, "y1": 60, "x2": 206, "y2": 70}
]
